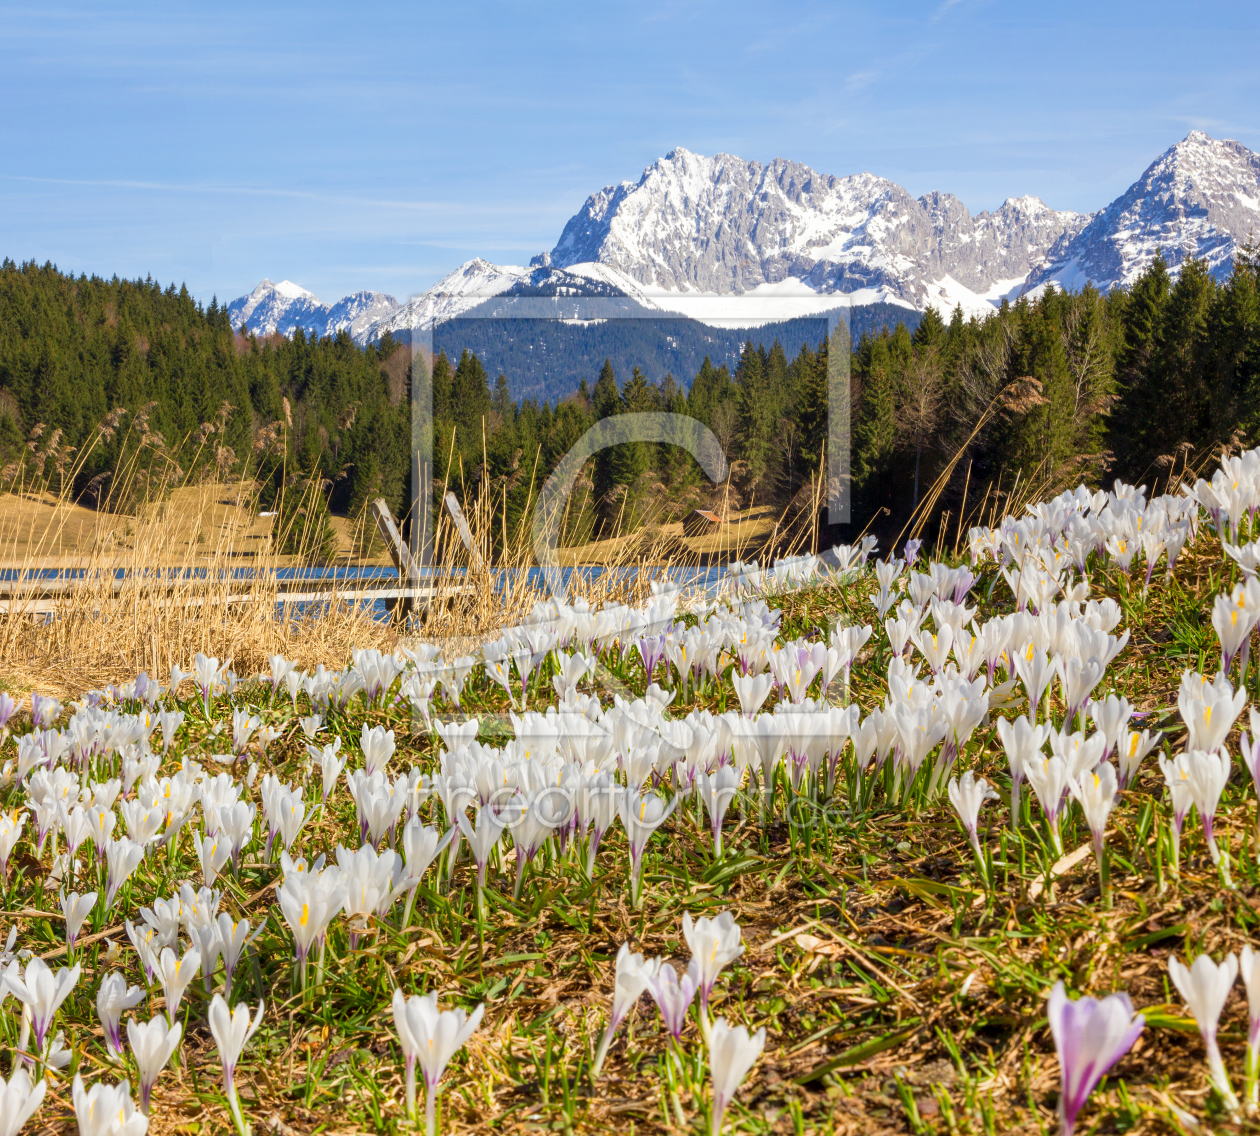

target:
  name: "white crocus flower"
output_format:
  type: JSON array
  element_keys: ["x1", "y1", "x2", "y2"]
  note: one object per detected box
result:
[
  {"x1": 1158, "y1": 753, "x2": 1195, "y2": 871},
  {"x1": 390, "y1": 989, "x2": 484, "y2": 1136},
  {"x1": 0, "y1": 809, "x2": 27, "y2": 879},
  {"x1": 192, "y1": 652, "x2": 227, "y2": 717},
  {"x1": 216, "y1": 913, "x2": 265, "y2": 1001},
  {"x1": 1024, "y1": 753, "x2": 1072, "y2": 851},
  {"x1": 60, "y1": 889, "x2": 97, "y2": 954},
  {"x1": 360, "y1": 724, "x2": 396, "y2": 777},
  {"x1": 591, "y1": 943, "x2": 659, "y2": 1078},
  {"x1": 277, "y1": 871, "x2": 344, "y2": 986},
  {"x1": 230, "y1": 708, "x2": 260, "y2": 755},
  {"x1": 1240, "y1": 945, "x2": 1260, "y2": 1105},
  {"x1": 1012, "y1": 642, "x2": 1055, "y2": 718},
  {"x1": 103, "y1": 836, "x2": 144, "y2": 910},
  {"x1": 156, "y1": 946, "x2": 201, "y2": 1028},
  {"x1": 1212, "y1": 589, "x2": 1257, "y2": 674},
  {"x1": 1168, "y1": 951, "x2": 1240, "y2": 1112},
  {"x1": 312, "y1": 737, "x2": 345, "y2": 804},
  {"x1": 455, "y1": 810, "x2": 503, "y2": 890},
  {"x1": 947, "y1": 770, "x2": 998, "y2": 860},
  {"x1": 696, "y1": 766, "x2": 740, "y2": 858},
  {"x1": 1179, "y1": 670, "x2": 1245, "y2": 754},
  {"x1": 1055, "y1": 656, "x2": 1106, "y2": 722},
  {"x1": 1116, "y1": 727, "x2": 1161, "y2": 789},
  {"x1": 196, "y1": 831, "x2": 231, "y2": 889},
  {"x1": 190, "y1": 921, "x2": 224, "y2": 994},
  {"x1": 208, "y1": 994, "x2": 265, "y2": 1136},
  {"x1": 1088, "y1": 694, "x2": 1133, "y2": 761},
  {"x1": 400, "y1": 818, "x2": 457, "y2": 927},
  {"x1": 71, "y1": 1072, "x2": 147, "y2": 1136},
  {"x1": 682, "y1": 911, "x2": 744, "y2": 1023},
  {"x1": 1068, "y1": 760, "x2": 1118, "y2": 859},
  {"x1": 707, "y1": 1017, "x2": 766, "y2": 1136},
  {"x1": 1182, "y1": 748, "x2": 1232, "y2": 865},
  {"x1": 616, "y1": 788, "x2": 677, "y2": 907},
  {"x1": 127, "y1": 1014, "x2": 182, "y2": 1114},
  {"x1": 995, "y1": 714, "x2": 1050, "y2": 826},
  {"x1": 0, "y1": 1067, "x2": 46, "y2": 1136},
  {"x1": 4, "y1": 956, "x2": 80, "y2": 1056},
  {"x1": 913, "y1": 624, "x2": 953, "y2": 673},
  {"x1": 96, "y1": 971, "x2": 144, "y2": 1060},
  {"x1": 731, "y1": 673, "x2": 772, "y2": 718}
]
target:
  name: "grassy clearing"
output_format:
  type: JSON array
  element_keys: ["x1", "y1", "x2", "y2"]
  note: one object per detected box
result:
[{"x1": 5, "y1": 491, "x2": 1260, "y2": 1136}]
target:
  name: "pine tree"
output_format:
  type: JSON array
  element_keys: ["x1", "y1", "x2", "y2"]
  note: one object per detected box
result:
[
  {"x1": 591, "y1": 360, "x2": 619, "y2": 525},
  {"x1": 736, "y1": 342, "x2": 774, "y2": 485},
  {"x1": 451, "y1": 349, "x2": 491, "y2": 438},
  {"x1": 492, "y1": 373, "x2": 514, "y2": 423},
  {"x1": 610, "y1": 366, "x2": 652, "y2": 524},
  {"x1": 431, "y1": 351, "x2": 454, "y2": 421}
]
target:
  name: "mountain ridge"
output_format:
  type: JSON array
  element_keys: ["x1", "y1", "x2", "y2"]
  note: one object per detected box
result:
[{"x1": 227, "y1": 131, "x2": 1260, "y2": 346}]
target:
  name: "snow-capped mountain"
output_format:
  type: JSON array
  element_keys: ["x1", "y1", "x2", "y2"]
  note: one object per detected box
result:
[
  {"x1": 324, "y1": 290, "x2": 403, "y2": 341},
  {"x1": 228, "y1": 131, "x2": 1260, "y2": 343},
  {"x1": 371, "y1": 259, "x2": 533, "y2": 341},
  {"x1": 227, "y1": 279, "x2": 399, "y2": 340},
  {"x1": 227, "y1": 279, "x2": 327, "y2": 338},
  {"x1": 1031, "y1": 131, "x2": 1260, "y2": 293},
  {"x1": 550, "y1": 149, "x2": 1089, "y2": 311}
]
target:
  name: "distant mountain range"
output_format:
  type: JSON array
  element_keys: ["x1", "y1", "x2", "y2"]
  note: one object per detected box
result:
[{"x1": 227, "y1": 131, "x2": 1260, "y2": 396}]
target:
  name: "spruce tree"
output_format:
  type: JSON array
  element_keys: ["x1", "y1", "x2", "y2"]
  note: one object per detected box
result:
[
  {"x1": 492, "y1": 373, "x2": 514, "y2": 423},
  {"x1": 451, "y1": 349, "x2": 491, "y2": 438},
  {"x1": 592, "y1": 359, "x2": 618, "y2": 418},
  {"x1": 610, "y1": 366, "x2": 652, "y2": 524},
  {"x1": 736, "y1": 342, "x2": 774, "y2": 485},
  {"x1": 591, "y1": 360, "x2": 619, "y2": 525},
  {"x1": 430, "y1": 351, "x2": 453, "y2": 421}
]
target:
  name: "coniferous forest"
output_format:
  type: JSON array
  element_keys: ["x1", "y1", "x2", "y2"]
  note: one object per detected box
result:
[{"x1": 1, "y1": 248, "x2": 1257, "y2": 559}]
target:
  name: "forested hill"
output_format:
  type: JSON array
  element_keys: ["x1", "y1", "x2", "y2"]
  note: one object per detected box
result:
[
  {"x1": 427, "y1": 299, "x2": 918, "y2": 406},
  {"x1": 0, "y1": 259, "x2": 413, "y2": 529},
  {"x1": 1, "y1": 249, "x2": 1258, "y2": 560},
  {"x1": 850, "y1": 245, "x2": 1260, "y2": 534}
]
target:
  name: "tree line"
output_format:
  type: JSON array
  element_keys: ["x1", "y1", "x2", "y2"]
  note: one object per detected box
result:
[
  {"x1": 0, "y1": 259, "x2": 411, "y2": 557},
  {"x1": 851, "y1": 245, "x2": 1260, "y2": 545},
  {"x1": 2, "y1": 248, "x2": 1256, "y2": 561}
]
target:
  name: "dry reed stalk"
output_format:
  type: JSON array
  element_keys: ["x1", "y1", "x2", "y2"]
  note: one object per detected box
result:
[
  {"x1": 0, "y1": 437, "x2": 398, "y2": 697},
  {"x1": 1, "y1": 416, "x2": 831, "y2": 697}
]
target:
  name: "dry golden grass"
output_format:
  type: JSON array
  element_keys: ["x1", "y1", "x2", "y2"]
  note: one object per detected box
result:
[
  {"x1": 0, "y1": 484, "x2": 393, "y2": 569},
  {"x1": 0, "y1": 470, "x2": 400, "y2": 699},
  {"x1": 0, "y1": 412, "x2": 823, "y2": 703}
]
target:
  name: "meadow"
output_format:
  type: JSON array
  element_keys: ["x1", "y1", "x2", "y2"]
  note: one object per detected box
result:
[{"x1": 4, "y1": 446, "x2": 1260, "y2": 1136}]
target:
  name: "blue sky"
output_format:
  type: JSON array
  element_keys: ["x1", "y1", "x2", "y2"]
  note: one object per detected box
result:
[{"x1": 2, "y1": 1, "x2": 1256, "y2": 305}]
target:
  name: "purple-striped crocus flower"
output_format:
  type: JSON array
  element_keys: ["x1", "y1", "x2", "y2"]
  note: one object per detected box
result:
[
  {"x1": 1047, "y1": 981, "x2": 1144, "y2": 1136},
  {"x1": 637, "y1": 633, "x2": 667, "y2": 686}
]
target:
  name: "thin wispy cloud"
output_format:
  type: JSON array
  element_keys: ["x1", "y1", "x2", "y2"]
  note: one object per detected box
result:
[
  {"x1": 0, "y1": 174, "x2": 560, "y2": 222},
  {"x1": 0, "y1": 1, "x2": 1254, "y2": 302},
  {"x1": 843, "y1": 68, "x2": 883, "y2": 95},
  {"x1": 931, "y1": 0, "x2": 967, "y2": 22}
]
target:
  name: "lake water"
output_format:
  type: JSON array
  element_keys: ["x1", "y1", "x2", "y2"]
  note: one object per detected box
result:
[{"x1": 0, "y1": 563, "x2": 730, "y2": 622}]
